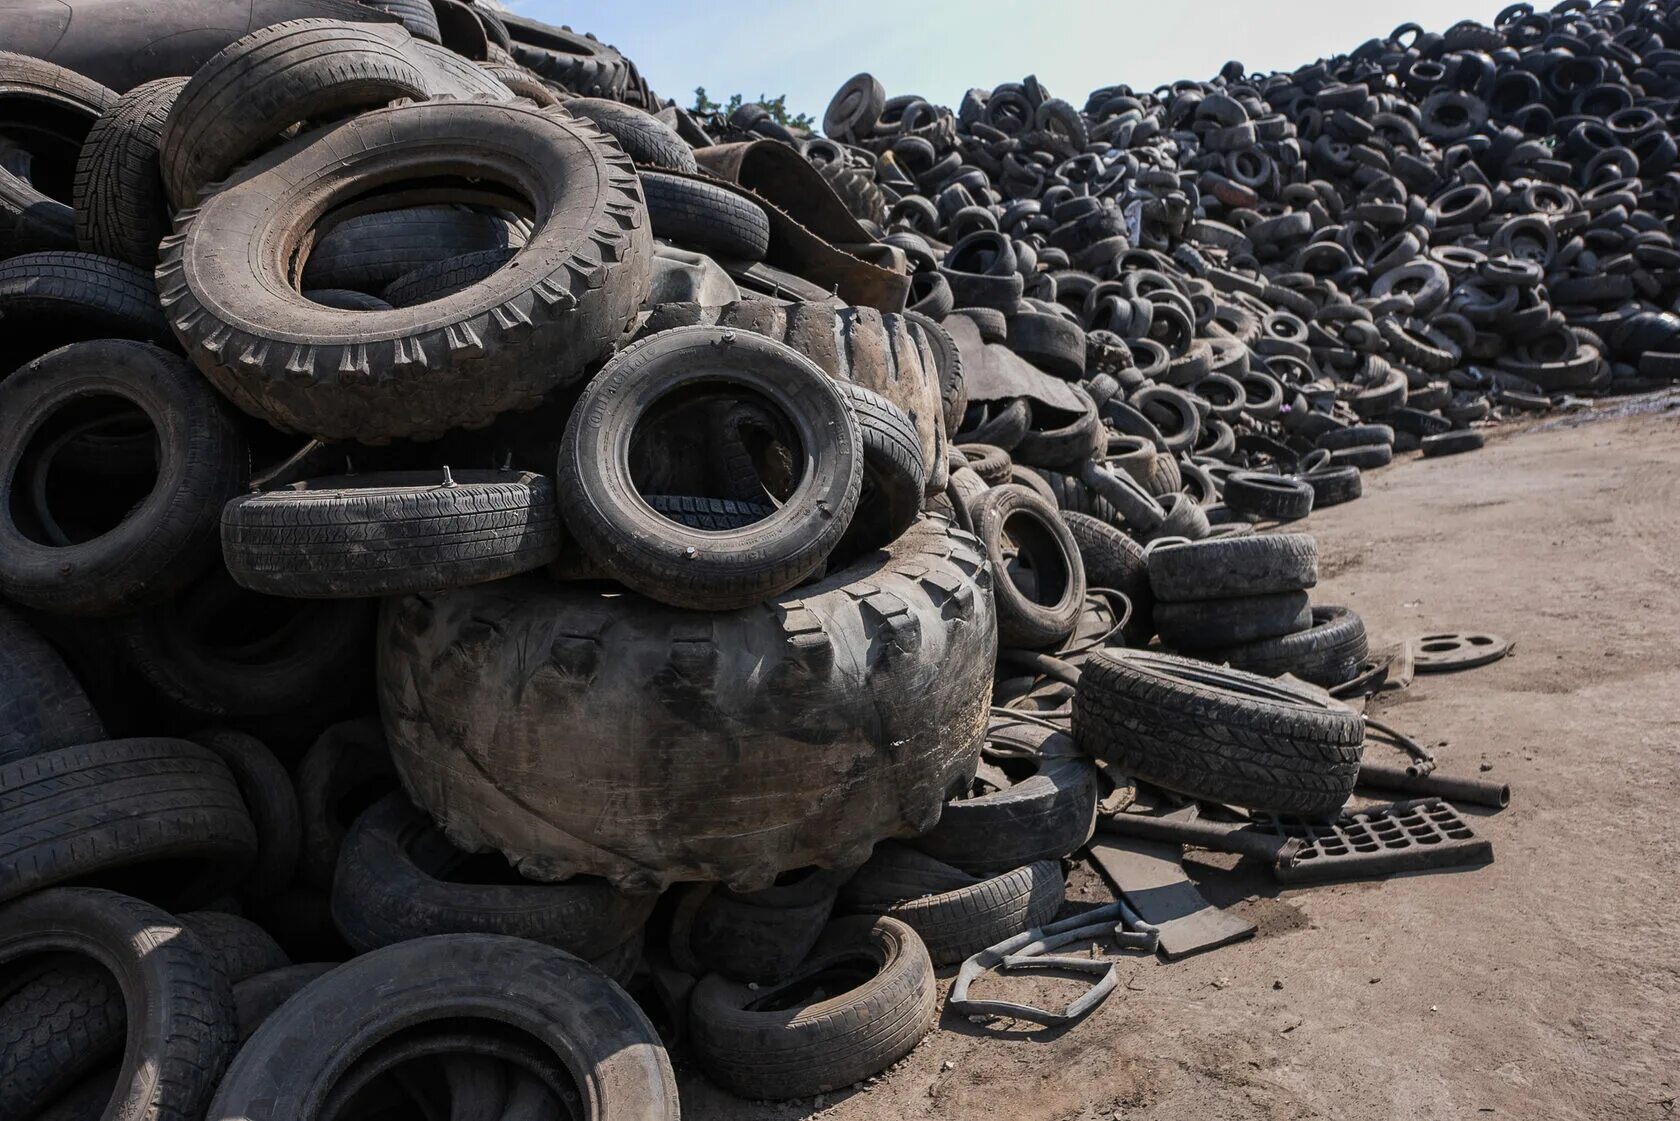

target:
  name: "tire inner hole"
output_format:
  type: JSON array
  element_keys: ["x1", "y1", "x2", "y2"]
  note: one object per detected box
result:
[
  {"x1": 1000, "y1": 509, "x2": 1069, "y2": 609},
  {"x1": 11, "y1": 396, "x2": 160, "y2": 548},
  {"x1": 628, "y1": 382, "x2": 802, "y2": 527}
]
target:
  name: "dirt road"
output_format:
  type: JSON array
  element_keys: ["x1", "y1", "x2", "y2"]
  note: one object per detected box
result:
[{"x1": 680, "y1": 396, "x2": 1680, "y2": 1121}]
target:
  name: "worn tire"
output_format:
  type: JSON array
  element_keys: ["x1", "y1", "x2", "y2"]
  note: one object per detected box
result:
[
  {"x1": 232, "y1": 963, "x2": 337, "y2": 1043},
  {"x1": 189, "y1": 730, "x2": 301, "y2": 900},
  {"x1": 686, "y1": 869, "x2": 848, "y2": 984},
  {"x1": 378, "y1": 517, "x2": 994, "y2": 892},
  {"x1": 0, "y1": 166, "x2": 75, "y2": 257},
  {"x1": 557, "y1": 326, "x2": 862, "y2": 610},
  {"x1": 205, "y1": 934, "x2": 679, "y2": 1121},
  {"x1": 1154, "y1": 590, "x2": 1313, "y2": 651},
  {"x1": 842, "y1": 856, "x2": 1064, "y2": 966},
  {"x1": 0, "y1": 251, "x2": 169, "y2": 373},
  {"x1": 222, "y1": 469, "x2": 562, "y2": 598},
  {"x1": 1073, "y1": 649, "x2": 1364, "y2": 816},
  {"x1": 640, "y1": 170, "x2": 770, "y2": 260},
  {"x1": 157, "y1": 99, "x2": 652, "y2": 443},
  {"x1": 179, "y1": 912, "x2": 290, "y2": 985},
  {"x1": 0, "y1": 51, "x2": 116, "y2": 205},
  {"x1": 1299, "y1": 464, "x2": 1363, "y2": 508},
  {"x1": 972, "y1": 485, "x2": 1086, "y2": 649},
  {"x1": 690, "y1": 915, "x2": 935, "y2": 1100},
  {"x1": 563, "y1": 97, "x2": 696, "y2": 173},
  {"x1": 835, "y1": 382, "x2": 926, "y2": 556},
  {"x1": 0, "y1": 888, "x2": 236, "y2": 1121},
  {"x1": 331, "y1": 793, "x2": 655, "y2": 958},
  {"x1": 0, "y1": 603, "x2": 103, "y2": 766},
  {"x1": 0, "y1": 738, "x2": 257, "y2": 907},
  {"x1": 1223, "y1": 472, "x2": 1315, "y2": 520},
  {"x1": 1205, "y1": 605, "x2": 1370, "y2": 688},
  {"x1": 294, "y1": 719, "x2": 396, "y2": 893},
  {"x1": 73, "y1": 77, "x2": 184, "y2": 268},
  {"x1": 1147, "y1": 533, "x2": 1319, "y2": 601},
  {"x1": 300, "y1": 204, "x2": 525, "y2": 293}
]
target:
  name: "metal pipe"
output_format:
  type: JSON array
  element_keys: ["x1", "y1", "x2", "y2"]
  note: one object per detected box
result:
[
  {"x1": 1356, "y1": 762, "x2": 1511, "y2": 808},
  {"x1": 1096, "y1": 812, "x2": 1302, "y2": 866}
]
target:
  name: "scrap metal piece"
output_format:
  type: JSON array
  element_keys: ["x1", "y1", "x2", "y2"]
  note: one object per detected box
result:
[
  {"x1": 1086, "y1": 836, "x2": 1256, "y2": 960},
  {"x1": 1410, "y1": 632, "x2": 1512, "y2": 672},
  {"x1": 1356, "y1": 762, "x2": 1511, "y2": 808},
  {"x1": 1253, "y1": 799, "x2": 1494, "y2": 883}
]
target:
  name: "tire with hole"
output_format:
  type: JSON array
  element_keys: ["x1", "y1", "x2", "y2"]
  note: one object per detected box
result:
[
  {"x1": 0, "y1": 166, "x2": 75, "y2": 257},
  {"x1": 222, "y1": 469, "x2": 563, "y2": 599},
  {"x1": 1072, "y1": 649, "x2": 1364, "y2": 816},
  {"x1": 0, "y1": 341, "x2": 246, "y2": 617},
  {"x1": 0, "y1": 51, "x2": 117, "y2": 206},
  {"x1": 0, "y1": 888, "x2": 236, "y2": 1121},
  {"x1": 689, "y1": 915, "x2": 936, "y2": 1100},
  {"x1": 557, "y1": 326, "x2": 862, "y2": 610},
  {"x1": 0, "y1": 738, "x2": 257, "y2": 906},
  {"x1": 157, "y1": 99, "x2": 653, "y2": 443},
  {"x1": 0, "y1": 956, "x2": 125, "y2": 1119},
  {"x1": 841, "y1": 853, "x2": 1064, "y2": 965},
  {"x1": 377, "y1": 517, "x2": 994, "y2": 892},
  {"x1": 972, "y1": 484, "x2": 1085, "y2": 649},
  {"x1": 205, "y1": 934, "x2": 679, "y2": 1121}
]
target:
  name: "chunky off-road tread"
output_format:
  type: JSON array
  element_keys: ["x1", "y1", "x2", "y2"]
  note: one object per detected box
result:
[
  {"x1": 157, "y1": 100, "x2": 652, "y2": 442},
  {"x1": 639, "y1": 170, "x2": 771, "y2": 260},
  {"x1": 222, "y1": 469, "x2": 562, "y2": 598},
  {"x1": 74, "y1": 77, "x2": 183, "y2": 268},
  {"x1": 378, "y1": 518, "x2": 995, "y2": 891},
  {"x1": 0, "y1": 604, "x2": 104, "y2": 766},
  {"x1": 159, "y1": 19, "x2": 431, "y2": 208},
  {"x1": 0, "y1": 738, "x2": 258, "y2": 905},
  {"x1": 1204, "y1": 605, "x2": 1371, "y2": 688},
  {"x1": 1073, "y1": 649, "x2": 1364, "y2": 816},
  {"x1": 1147, "y1": 532, "x2": 1319, "y2": 602},
  {"x1": 0, "y1": 888, "x2": 237, "y2": 1121},
  {"x1": 845, "y1": 859, "x2": 1064, "y2": 965},
  {"x1": 1154, "y1": 590, "x2": 1313, "y2": 651},
  {"x1": 689, "y1": 916, "x2": 936, "y2": 1099},
  {"x1": 302, "y1": 205, "x2": 524, "y2": 293}
]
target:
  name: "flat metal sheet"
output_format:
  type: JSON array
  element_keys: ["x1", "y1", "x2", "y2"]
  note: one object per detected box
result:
[{"x1": 1087, "y1": 837, "x2": 1256, "y2": 961}]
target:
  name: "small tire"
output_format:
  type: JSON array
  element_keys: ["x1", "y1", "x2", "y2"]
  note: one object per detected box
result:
[
  {"x1": 1299, "y1": 464, "x2": 1363, "y2": 508},
  {"x1": 973, "y1": 484, "x2": 1086, "y2": 649},
  {"x1": 1421, "y1": 430, "x2": 1485, "y2": 457}
]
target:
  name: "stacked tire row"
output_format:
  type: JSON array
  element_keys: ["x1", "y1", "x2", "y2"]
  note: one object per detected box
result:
[{"x1": 0, "y1": 0, "x2": 1662, "y2": 1115}]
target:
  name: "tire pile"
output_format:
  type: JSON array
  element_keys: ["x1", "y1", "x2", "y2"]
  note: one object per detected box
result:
[{"x1": 0, "y1": 0, "x2": 1667, "y2": 1115}]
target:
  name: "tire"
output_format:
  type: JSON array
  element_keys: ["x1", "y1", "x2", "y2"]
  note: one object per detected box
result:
[
  {"x1": 0, "y1": 738, "x2": 257, "y2": 906},
  {"x1": 1315, "y1": 424, "x2": 1394, "y2": 452},
  {"x1": 0, "y1": 958, "x2": 125, "y2": 1119},
  {"x1": 0, "y1": 602, "x2": 103, "y2": 766},
  {"x1": 905, "y1": 310, "x2": 966, "y2": 440},
  {"x1": 639, "y1": 170, "x2": 771, "y2": 261},
  {"x1": 330, "y1": 793, "x2": 655, "y2": 958},
  {"x1": 1080, "y1": 461, "x2": 1167, "y2": 532},
  {"x1": 1006, "y1": 310, "x2": 1087, "y2": 379},
  {"x1": 157, "y1": 99, "x2": 653, "y2": 443},
  {"x1": 0, "y1": 251, "x2": 169, "y2": 374},
  {"x1": 563, "y1": 98, "x2": 696, "y2": 173},
  {"x1": 480, "y1": 63, "x2": 560, "y2": 106},
  {"x1": 295, "y1": 719, "x2": 397, "y2": 893},
  {"x1": 377, "y1": 517, "x2": 994, "y2": 892},
  {"x1": 644, "y1": 495, "x2": 774, "y2": 530},
  {"x1": 0, "y1": 341, "x2": 247, "y2": 617},
  {"x1": 1422, "y1": 430, "x2": 1485, "y2": 457},
  {"x1": 1144, "y1": 492, "x2": 1212, "y2": 543},
  {"x1": 189, "y1": 730, "x2": 301, "y2": 900},
  {"x1": 360, "y1": 0, "x2": 440, "y2": 41},
  {"x1": 232, "y1": 963, "x2": 337, "y2": 1043},
  {"x1": 689, "y1": 916, "x2": 936, "y2": 1100},
  {"x1": 1072, "y1": 649, "x2": 1364, "y2": 816},
  {"x1": 0, "y1": 888, "x2": 236, "y2": 1121},
  {"x1": 1328, "y1": 443, "x2": 1393, "y2": 471},
  {"x1": 71, "y1": 77, "x2": 183, "y2": 269},
  {"x1": 1154, "y1": 590, "x2": 1313, "y2": 651},
  {"x1": 299, "y1": 205, "x2": 524, "y2": 293},
  {"x1": 1222, "y1": 472, "x2": 1315, "y2": 521},
  {"x1": 835, "y1": 382, "x2": 926, "y2": 556},
  {"x1": 973, "y1": 485, "x2": 1086, "y2": 649},
  {"x1": 1147, "y1": 533, "x2": 1319, "y2": 601},
  {"x1": 911, "y1": 722, "x2": 1098, "y2": 876},
  {"x1": 205, "y1": 935, "x2": 679, "y2": 1121},
  {"x1": 159, "y1": 20, "x2": 431, "y2": 208},
  {"x1": 557, "y1": 326, "x2": 862, "y2": 610},
  {"x1": 959, "y1": 397, "x2": 1031, "y2": 450},
  {"x1": 222, "y1": 469, "x2": 563, "y2": 599},
  {"x1": 686, "y1": 869, "x2": 848, "y2": 983},
  {"x1": 1299, "y1": 464, "x2": 1363, "y2": 508},
  {"x1": 0, "y1": 51, "x2": 117, "y2": 205},
  {"x1": 825, "y1": 73, "x2": 888, "y2": 141},
  {"x1": 1012, "y1": 388, "x2": 1102, "y2": 469},
  {"x1": 0, "y1": 166, "x2": 75, "y2": 257},
  {"x1": 381, "y1": 247, "x2": 517, "y2": 308},
  {"x1": 114, "y1": 569, "x2": 372, "y2": 719},
  {"x1": 179, "y1": 912, "x2": 290, "y2": 985},
  {"x1": 842, "y1": 856, "x2": 1064, "y2": 966},
  {"x1": 302, "y1": 288, "x2": 392, "y2": 311},
  {"x1": 1059, "y1": 510, "x2": 1152, "y2": 637},
  {"x1": 958, "y1": 443, "x2": 1012, "y2": 485},
  {"x1": 1205, "y1": 605, "x2": 1369, "y2": 688}
]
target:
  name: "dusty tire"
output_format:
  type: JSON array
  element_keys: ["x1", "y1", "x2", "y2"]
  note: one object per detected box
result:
[
  {"x1": 378, "y1": 517, "x2": 994, "y2": 892},
  {"x1": 0, "y1": 738, "x2": 257, "y2": 906},
  {"x1": 330, "y1": 793, "x2": 655, "y2": 958},
  {"x1": 973, "y1": 484, "x2": 1086, "y2": 649},
  {"x1": 0, "y1": 251, "x2": 170, "y2": 373},
  {"x1": 685, "y1": 869, "x2": 848, "y2": 983},
  {"x1": 841, "y1": 854, "x2": 1064, "y2": 966},
  {"x1": 159, "y1": 20, "x2": 431, "y2": 208},
  {"x1": 1223, "y1": 472, "x2": 1315, "y2": 520},
  {"x1": 563, "y1": 97, "x2": 697, "y2": 173},
  {"x1": 0, "y1": 51, "x2": 117, "y2": 205},
  {"x1": 222, "y1": 469, "x2": 563, "y2": 598},
  {"x1": 835, "y1": 382, "x2": 926, "y2": 556},
  {"x1": 299, "y1": 204, "x2": 525, "y2": 293},
  {"x1": 157, "y1": 99, "x2": 653, "y2": 443},
  {"x1": 205, "y1": 934, "x2": 680, "y2": 1121},
  {"x1": 73, "y1": 77, "x2": 184, "y2": 268},
  {"x1": 294, "y1": 719, "x2": 396, "y2": 893},
  {"x1": 639, "y1": 170, "x2": 771, "y2": 260},
  {"x1": 1147, "y1": 533, "x2": 1319, "y2": 601},
  {"x1": 0, "y1": 602, "x2": 103, "y2": 766},
  {"x1": 557, "y1": 326, "x2": 862, "y2": 610},
  {"x1": 1073, "y1": 649, "x2": 1364, "y2": 816},
  {"x1": 0, "y1": 957, "x2": 125, "y2": 1118},
  {"x1": 1154, "y1": 590, "x2": 1313, "y2": 651},
  {"x1": 1205, "y1": 605, "x2": 1370, "y2": 688},
  {"x1": 0, "y1": 888, "x2": 236, "y2": 1121},
  {"x1": 689, "y1": 915, "x2": 935, "y2": 1100}
]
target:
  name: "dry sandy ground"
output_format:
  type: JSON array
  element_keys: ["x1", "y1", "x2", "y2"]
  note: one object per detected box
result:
[{"x1": 680, "y1": 392, "x2": 1680, "y2": 1121}]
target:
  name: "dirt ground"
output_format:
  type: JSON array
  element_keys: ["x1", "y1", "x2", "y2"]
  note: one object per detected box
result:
[{"x1": 679, "y1": 391, "x2": 1680, "y2": 1121}]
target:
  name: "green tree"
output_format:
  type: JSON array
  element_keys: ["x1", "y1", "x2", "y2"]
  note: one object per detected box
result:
[{"x1": 692, "y1": 87, "x2": 815, "y2": 131}]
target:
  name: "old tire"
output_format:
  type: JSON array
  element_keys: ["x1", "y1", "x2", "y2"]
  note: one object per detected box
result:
[
  {"x1": 972, "y1": 484, "x2": 1086, "y2": 649},
  {"x1": 157, "y1": 99, "x2": 652, "y2": 442},
  {"x1": 1206, "y1": 605, "x2": 1370, "y2": 688},
  {"x1": 639, "y1": 170, "x2": 770, "y2": 260},
  {"x1": 1147, "y1": 533, "x2": 1319, "y2": 601},
  {"x1": 377, "y1": 517, "x2": 994, "y2": 892},
  {"x1": 1153, "y1": 590, "x2": 1313, "y2": 651},
  {"x1": 73, "y1": 77, "x2": 184, "y2": 269},
  {"x1": 221, "y1": 469, "x2": 563, "y2": 598},
  {"x1": 841, "y1": 855, "x2": 1064, "y2": 966},
  {"x1": 1072, "y1": 649, "x2": 1364, "y2": 816},
  {"x1": 0, "y1": 602, "x2": 103, "y2": 766},
  {"x1": 189, "y1": 730, "x2": 301, "y2": 900},
  {"x1": 0, "y1": 251, "x2": 170, "y2": 373},
  {"x1": 563, "y1": 98, "x2": 697, "y2": 173}
]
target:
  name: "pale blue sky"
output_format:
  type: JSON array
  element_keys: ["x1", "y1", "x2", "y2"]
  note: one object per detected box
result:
[{"x1": 505, "y1": 1, "x2": 1508, "y2": 121}]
